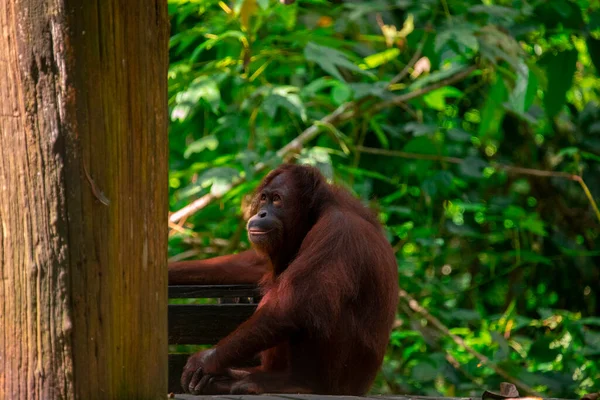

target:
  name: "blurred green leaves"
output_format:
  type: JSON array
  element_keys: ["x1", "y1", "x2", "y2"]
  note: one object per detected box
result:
[
  {"x1": 304, "y1": 42, "x2": 374, "y2": 82},
  {"x1": 542, "y1": 49, "x2": 578, "y2": 118},
  {"x1": 167, "y1": 0, "x2": 600, "y2": 397}
]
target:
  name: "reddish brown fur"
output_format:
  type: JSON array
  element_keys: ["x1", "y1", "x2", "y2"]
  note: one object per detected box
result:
[{"x1": 173, "y1": 164, "x2": 398, "y2": 395}]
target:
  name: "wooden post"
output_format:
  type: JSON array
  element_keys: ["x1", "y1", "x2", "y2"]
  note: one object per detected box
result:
[{"x1": 0, "y1": 1, "x2": 169, "y2": 399}]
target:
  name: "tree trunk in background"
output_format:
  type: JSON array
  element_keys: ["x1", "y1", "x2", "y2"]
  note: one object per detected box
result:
[{"x1": 0, "y1": 1, "x2": 169, "y2": 399}]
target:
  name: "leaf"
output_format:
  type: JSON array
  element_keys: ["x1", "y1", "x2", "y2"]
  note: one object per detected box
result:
[
  {"x1": 435, "y1": 24, "x2": 479, "y2": 53},
  {"x1": 331, "y1": 84, "x2": 352, "y2": 105},
  {"x1": 423, "y1": 86, "x2": 463, "y2": 111},
  {"x1": 478, "y1": 26, "x2": 522, "y2": 69},
  {"x1": 263, "y1": 87, "x2": 307, "y2": 122},
  {"x1": 409, "y1": 64, "x2": 468, "y2": 90},
  {"x1": 339, "y1": 166, "x2": 395, "y2": 183},
  {"x1": 520, "y1": 214, "x2": 547, "y2": 236},
  {"x1": 349, "y1": 82, "x2": 390, "y2": 100},
  {"x1": 589, "y1": 10, "x2": 600, "y2": 32},
  {"x1": 360, "y1": 48, "x2": 400, "y2": 69},
  {"x1": 542, "y1": 49, "x2": 578, "y2": 118},
  {"x1": 550, "y1": 0, "x2": 584, "y2": 29},
  {"x1": 491, "y1": 331, "x2": 510, "y2": 361},
  {"x1": 304, "y1": 42, "x2": 374, "y2": 82},
  {"x1": 450, "y1": 309, "x2": 481, "y2": 321},
  {"x1": 478, "y1": 75, "x2": 508, "y2": 139},
  {"x1": 505, "y1": 250, "x2": 552, "y2": 265},
  {"x1": 190, "y1": 31, "x2": 246, "y2": 62},
  {"x1": 178, "y1": 167, "x2": 240, "y2": 199},
  {"x1": 296, "y1": 148, "x2": 334, "y2": 179},
  {"x1": 302, "y1": 77, "x2": 338, "y2": 98},
  {"x1": 402, "y1": 136, "x2": 438, "y2": 179},
  {"x1": 581, "y1": 151, "x2": 600, "y2": 163},
  {"x1": 469, "y1": 4, "x2": 520, "y2": 19},
  {"x1": 369, "y1": 119, "x2": 390, "y2": 149},
  {"x1": 508, "y1": 61, "x2": 538, "y2": 113},
  {"x1": 411, "y1": 361, "x2": 439, "y2": 382},
  {"x1": 184, "y1": 135, "x2": 219, "y2": 159},
  {"x1": 171, "y1": 76, "x2": 221, "y2": 121},
  {"x1": 344, "y1": 0, "x2": 412, "y2": 21},
  {"x1": 447, "y1": 128, "x2": 471, "y2": 142},
  {"x1": 586, "y1": 36, "x2": 600, "y2": 74},
  {"x1": 198, "y1": 167, "x2": 240, "y2": 197},
  {"x1": 397, "y1": 13, "x2": 414, "y2": 39},
  {"x1": 381, "y1": 188, "x2": 408, "y2": 205},
  {"x1": 460, "y1": 156, "x2": 487, "y2": 178},
  {"x1": 404, "y1": 122, "x2": 437, "y2": 137},
  {"x1": 386, "y1": 206, "x2": 412, "y2": 217},
  {"x1": 582, "y1": 330, "x2": 600, "y2": 356},
  {"x1": 503, "y1": 205, "x2": 526, "y2": 219},
  {"x1": 577, "y1": 317, "x2": 600, "y2": 326},
  {"x1": 239, "y1": 0, "x2": 258, "y2": 31},
  {"x1": 528, "y1": 336, "x2": 560, "y2": 363},
  {"x1": 558, "y1": 146, "x2": 579, "y2": 157},
  {"x1": 422, "y1": 171, "x2": 453, "y2": 198}
]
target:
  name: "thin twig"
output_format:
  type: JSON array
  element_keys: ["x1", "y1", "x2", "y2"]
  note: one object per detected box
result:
[
  {"x1": 168, "y1": 249, "x2": 201, "y2": 263},
  {"x1": 356, "y1": 145, "x2": 579, "y2": 180},
  {"x1": 574, "y1": 176, "x2": 600, "y2": 224},
  {"x1": 357, "y1": 146, "x2": 463, "y2": 164},
  {"x1": 494, "y1": 164, "x2": 577, "y2": 180},
  {"x1": 398, "y1": 289, "x2": 543, "y2": 397},
  {"x1": 168, "y1": 221, "x2": 194, "y2": 236},
  {"x1": 388, "y1": 32, "x2": 428, "y2": 86},
  {"x1": 398, "y1": 301, "x2": 486, "y2": 391},
  {"x1": 372, "y1": 65, "x2": 478, "y2": 113}
]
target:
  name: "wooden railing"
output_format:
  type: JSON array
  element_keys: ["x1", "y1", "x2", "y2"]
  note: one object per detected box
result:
[{"x1": 168, "y1": 284, "x2": 261, "y2": 394}]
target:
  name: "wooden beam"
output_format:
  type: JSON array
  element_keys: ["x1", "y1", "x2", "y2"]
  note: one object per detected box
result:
[{"x1": 0, "y1": 1, "x2": 170, "y2": 398}]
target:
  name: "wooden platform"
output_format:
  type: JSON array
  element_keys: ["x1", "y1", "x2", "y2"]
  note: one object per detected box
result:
[
  {"x1": 171, "y1": 396, "x2": 473, "y2": 400},
  {"x1": 170, "y1": 395, "x2": 570, "y2": 400}
]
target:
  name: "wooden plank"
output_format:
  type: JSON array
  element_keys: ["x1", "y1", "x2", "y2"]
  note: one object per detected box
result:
[
  {"x1": 169, "y1": 285, "x2": 261, "y2": 299},
  {"x1": 168, "y1": 304, "x2": 256, "y2": 344},
  {"x1": 171, "y1": 395, "x2": 234, "y2": 400},
  {"x1": 222, "y1": 396, "x2": 294, "y2": 400},
  {"x1": 170, "y1": 397, "x2": 358, "y2": 400},
  {"x1": 171, "y1": 396, "x2": 573, "y2": 400},
  {"x1": 271, "y1": 396, "x2": 362, "y2": 400},
  {"x1": 172, "y1": 396, "x2": 290, "y2": 400},
  {"x1": 367, "y1": 397, "x2": 471, "y2": 400}
]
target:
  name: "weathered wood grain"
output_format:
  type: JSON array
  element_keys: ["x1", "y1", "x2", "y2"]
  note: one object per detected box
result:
[
  {"x1": 169, "y1": 304, "x2": 256, "y2": 345},
  {"x1": 171, "y1": 396, "x2": 571, "y2": 400},
  {"x1": 169, "y1": 285, "x2": 261, "y2": 299},
  {"x1": 0, "y1": 1, "x2": 170, "y2": 398}
]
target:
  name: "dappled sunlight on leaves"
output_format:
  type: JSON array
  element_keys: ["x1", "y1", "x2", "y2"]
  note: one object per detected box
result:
[{"x1": 167, "y1": 0, "x2": 600, "y2": 397}]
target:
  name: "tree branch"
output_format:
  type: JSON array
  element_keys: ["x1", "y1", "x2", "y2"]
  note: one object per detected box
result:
[
  {"x1": 356, "y1": 146, "x2": 600, "y2": 224},
  {"x1": 372, "y1": 65, "x2": 478, "y2": 113},
  {"x1": 356, "y1": 145, "x2": 579, "y2": 180},
  {"x1": 398, "y1": 289, "x2": 543, "y2": 397},
  {"x1": 574, "y1": 176, "x2": 600, "y2": 225}
]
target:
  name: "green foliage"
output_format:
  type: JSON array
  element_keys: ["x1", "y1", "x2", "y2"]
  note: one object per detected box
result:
[{"x1": 167, "y1": 0, "x2": 600, "y2": 397}]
